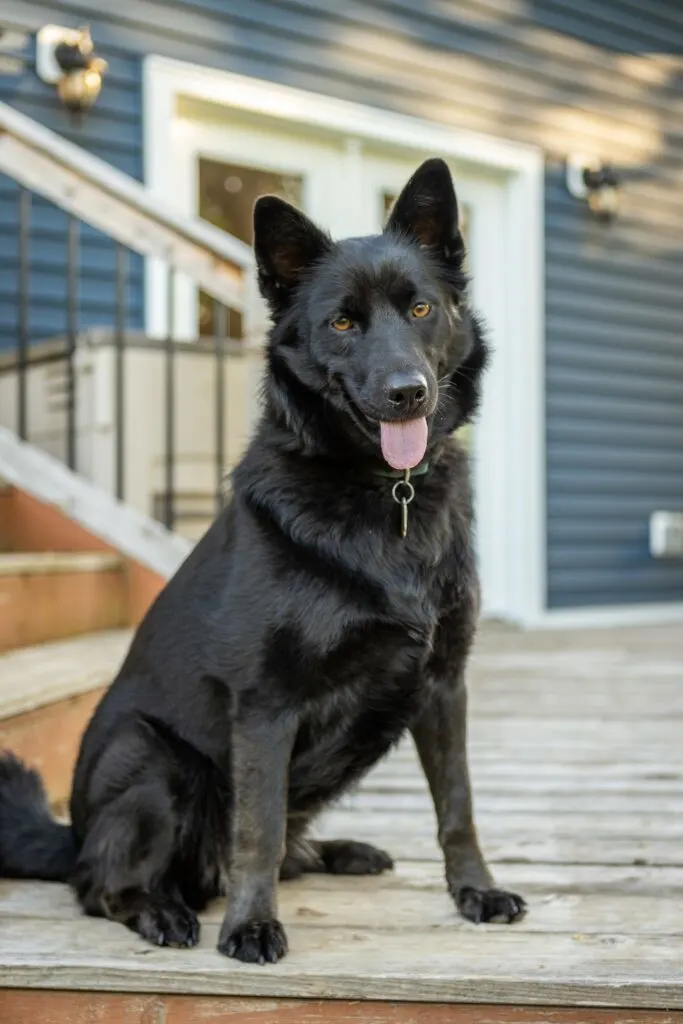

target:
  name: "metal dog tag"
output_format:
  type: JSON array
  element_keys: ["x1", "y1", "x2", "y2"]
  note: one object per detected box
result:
[{"x1": 391, "y1": 470, "x2": 415, "y2": 538}]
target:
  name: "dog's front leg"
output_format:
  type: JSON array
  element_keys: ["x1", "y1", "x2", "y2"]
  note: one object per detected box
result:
[
  {"x1": 217, "y1": 712, "x2": 297, "y2": 964},
  {"x1": 411, "y1": 671, "x2": 527, "y2": 925}
]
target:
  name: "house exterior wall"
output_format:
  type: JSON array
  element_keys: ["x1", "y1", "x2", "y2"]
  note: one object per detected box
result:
[{"x1": 1, "y1": 0, "x2": 682, "y2": 609}]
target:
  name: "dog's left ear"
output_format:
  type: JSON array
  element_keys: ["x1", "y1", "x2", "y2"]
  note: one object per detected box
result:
[
  {"x1": 253, "y1": 196, "x2": 331, "y2": 311},
  {"x1": 385, "y1": 158, "x2": 463, "y2": 260}
]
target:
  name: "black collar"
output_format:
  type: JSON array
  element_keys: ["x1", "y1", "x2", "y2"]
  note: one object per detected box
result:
[{"x1": 371, "y1": 459, "x2": 431, "y2": 480}]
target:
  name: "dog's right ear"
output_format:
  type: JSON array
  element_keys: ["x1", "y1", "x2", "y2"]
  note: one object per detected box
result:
[
  {"x1": 384, "y1": 158, "x2": 463, "y2": 263},
  {"x1": 253, "y1": 197, "x2": 331, "y2": 312}
]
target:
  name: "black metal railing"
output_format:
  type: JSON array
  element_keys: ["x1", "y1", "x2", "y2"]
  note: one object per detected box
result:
[
  {"x1": 114, "y1": 242, "x2": 126, "y2": 502},
  {"x1": 213, "y1": 299, "x2": 227, "y2": 517},
  {"x1": 6, "y1": 183, "x2": 237, "y2": 535},
  {"x1": 16, "y1": 186, "x2": 29, "y2": 442},
  {"x1": 164, "y1": 266, "x2": 176, "y2": 530},
  {"x1": 66, "y1": 213, "x2": 78, "y2": 472}
]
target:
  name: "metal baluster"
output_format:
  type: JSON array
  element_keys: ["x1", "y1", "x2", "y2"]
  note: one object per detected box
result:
[
  {"x1": 214, "y1": 300, "x2": 227, "y2": 514},
  {"x1": 66, "y1": 215, "x2": 78, "y2": 470},
  {"x1": 17, "y1": 188, "x2": 30, "y2": 440},
  {"x1": 164, "y1": 266, "x2": 176, "y2": 530},
  {"x1": 114, "y1": 244, "x2": 126, "y2": 501}
]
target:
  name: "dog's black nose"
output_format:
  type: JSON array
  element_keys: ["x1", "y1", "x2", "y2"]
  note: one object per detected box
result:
[{"x1": 386, "y1": 372, "x2": 429, "y2": 417}]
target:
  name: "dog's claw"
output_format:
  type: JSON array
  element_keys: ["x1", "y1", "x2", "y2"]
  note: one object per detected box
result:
[{"x1": 456, "y1": 886, "x2": 527, "y2": 925}]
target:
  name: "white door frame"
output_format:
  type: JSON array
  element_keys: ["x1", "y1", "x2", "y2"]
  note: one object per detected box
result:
[{"x1": 143, "y1": 56, "x2": 546, "y2": 628}]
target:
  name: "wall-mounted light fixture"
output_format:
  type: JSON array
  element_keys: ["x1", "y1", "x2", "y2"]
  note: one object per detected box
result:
[
  {"x1": 36, "y1": 24, "x2": 107, "y2": 116},
  {"x1": 566, "y1": 155, "x2": 621, "y2": 221}
]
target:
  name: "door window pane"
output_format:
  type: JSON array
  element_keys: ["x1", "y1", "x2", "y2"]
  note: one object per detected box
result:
[{"x1": 198, "y1": 159, "x2": 303, "y2": 338}]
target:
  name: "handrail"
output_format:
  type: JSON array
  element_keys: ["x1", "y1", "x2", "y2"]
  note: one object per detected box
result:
[{"x1": 0, "y1": 99, "x2": 253, "y2": 310}]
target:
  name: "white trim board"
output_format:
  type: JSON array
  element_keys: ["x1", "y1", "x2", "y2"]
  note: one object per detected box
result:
[
  {"x1": 143, "y1": 56, "x2": 546, "y2": 627},
  {"x1": 0, "y1": 427, "x2": 191, "y2": 580}
]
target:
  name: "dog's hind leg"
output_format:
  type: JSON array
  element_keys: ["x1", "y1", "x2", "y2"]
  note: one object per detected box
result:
[
  {"x1": 72, "y1": 776, "x2": 200, "y2": 948},
  {"x1": 71, "y1": 716, "x2": 201, "y2": 954}
]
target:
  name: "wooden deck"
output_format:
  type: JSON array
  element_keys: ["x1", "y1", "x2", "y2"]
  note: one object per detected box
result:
[{"x1": 2, "y1": 623, "x2": 683, "y2": 1022}]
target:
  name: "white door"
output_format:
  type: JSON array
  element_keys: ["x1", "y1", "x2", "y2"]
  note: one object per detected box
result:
[{"x1": 172, "y1": 115, "x2": 509, "y2": 615}]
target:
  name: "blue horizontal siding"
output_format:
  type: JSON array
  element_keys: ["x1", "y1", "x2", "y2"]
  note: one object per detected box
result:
[
  {"x1": 546, "y1": 161, "x2": 683, "y2": 607},
  {"x1": 0, "y1": 0, "x2": 682, "y2": 609},
  {"x1": 528, "y1": 0, "x2": 683, "y2": 53}
]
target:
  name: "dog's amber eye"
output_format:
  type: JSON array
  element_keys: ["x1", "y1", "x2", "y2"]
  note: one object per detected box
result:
[
  {"x1": 411, "y1": 302, "x2": 432, "y2": 318},
  {"x1": 331, "y1": 316, "x2": 353, "y2": 331}
]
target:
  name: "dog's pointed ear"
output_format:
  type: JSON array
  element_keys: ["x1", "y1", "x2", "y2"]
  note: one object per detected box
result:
[
  {"x1": 385, "y1": 158, "x2": 463, "y2": 258},
  {"x1": 253, "y1": 197, "x2": 331, "y2": 309}
]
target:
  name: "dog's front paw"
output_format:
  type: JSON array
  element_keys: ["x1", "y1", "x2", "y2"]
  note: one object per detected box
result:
[
  {"x1": 218, "y1": 918, "x2": 288, "y2": 964},
  {"x1": 456, "y1": 886, "x2": 527, "y2": 925}
]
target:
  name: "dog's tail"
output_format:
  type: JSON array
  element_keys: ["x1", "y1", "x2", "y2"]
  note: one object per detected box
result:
[{"x1": 0, "y1": 752, "x2": 76, "y2": 881}]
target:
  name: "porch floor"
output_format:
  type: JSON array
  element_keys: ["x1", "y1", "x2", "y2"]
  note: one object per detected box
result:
[{"x1": 2, "y1": 622, "x2": 683, "y2": 1020}]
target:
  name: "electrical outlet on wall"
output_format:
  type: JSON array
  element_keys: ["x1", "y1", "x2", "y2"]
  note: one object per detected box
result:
[{"x1": 650, "y1": 511, "x2": 683, "y2": 559}]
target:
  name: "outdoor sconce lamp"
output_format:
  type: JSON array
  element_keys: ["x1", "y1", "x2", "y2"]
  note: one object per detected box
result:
[
  {"x1": 36, "y1": 24, "x2": 108, "y2": 116},
  {"x1": 566, "y1": 155, "x2": 621, "y2": 221}
]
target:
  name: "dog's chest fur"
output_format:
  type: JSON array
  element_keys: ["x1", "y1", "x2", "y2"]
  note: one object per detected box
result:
[
  {"x1": 284, "y1": 616, "x2": 433, "y2": 813},
  {"x1": 271, "y1": 592, "x2": 430, "y2": 781},
  {"x1": 241, "y1": 454, "x2": 475, "y2": 813}
]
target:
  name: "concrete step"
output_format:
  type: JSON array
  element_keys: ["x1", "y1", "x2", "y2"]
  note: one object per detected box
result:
[
  {"x1": 0, "y1": 629, "x2": 132, "y2": 807},
  {"x1": 0, "y1": 551, "x2": 127, "y2": 653}
]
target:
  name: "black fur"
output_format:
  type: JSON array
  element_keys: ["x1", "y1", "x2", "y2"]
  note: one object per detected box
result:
[
  {"x1": 0, "y1": 158, "x2": 525, "y2": 963},
  {"x1": 0, "y1": 754, "x2": 75, "y2": 880}
]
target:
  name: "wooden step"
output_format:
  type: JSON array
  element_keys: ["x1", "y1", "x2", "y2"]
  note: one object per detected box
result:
[
  {"x1": 0, "y1": 483, "x2": 169, "y2": 627},
  {"x1": 0, "y1": 629, "x2": 132, "y2": 806},
  {"x1": 0, "y1": 551, "x2": 126, "y2": 653}
]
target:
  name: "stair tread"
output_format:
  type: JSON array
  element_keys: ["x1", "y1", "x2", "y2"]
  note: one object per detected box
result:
[
  {"x1": 0, "y1": 552, "x2": 122, "y2": 576},
  {"x1": 0, "y1": 629, "x2": 132, "y2": 720}
]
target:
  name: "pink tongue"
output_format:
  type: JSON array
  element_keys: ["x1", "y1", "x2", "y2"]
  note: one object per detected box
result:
[{"x1": 380, "y1": 418, "x2": 428, "y2": 470}]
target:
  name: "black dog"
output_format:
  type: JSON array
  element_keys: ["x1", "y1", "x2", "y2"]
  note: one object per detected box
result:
[{"x1": 0, "y1": 158, "x2": 525, "y2": 963}]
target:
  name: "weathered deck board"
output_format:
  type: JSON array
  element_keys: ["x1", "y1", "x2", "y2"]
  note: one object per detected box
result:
[
  {"x1": 2, "y1": 866, "x2": 683, "y2": 935},
  {"x1": 0, "y1": 623, "x2": 682, "y2": 1012},
  {"x1": 4, "y1": 914, "x2": 683, "y2": 1007}
]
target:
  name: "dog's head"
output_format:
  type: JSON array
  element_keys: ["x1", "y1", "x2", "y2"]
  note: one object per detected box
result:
[{"x1": 254, "y1": 158, "x2": 488, "y2": 469}]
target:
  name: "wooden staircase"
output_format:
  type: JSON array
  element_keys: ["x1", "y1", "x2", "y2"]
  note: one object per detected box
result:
[{"x1": 0, "y1": 479, "x2": 154, "y2": 808}]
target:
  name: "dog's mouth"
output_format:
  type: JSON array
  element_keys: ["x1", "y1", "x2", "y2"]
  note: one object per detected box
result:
[{"x1": 335, "y1": 382, "x2": 429, "y2": 471}]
